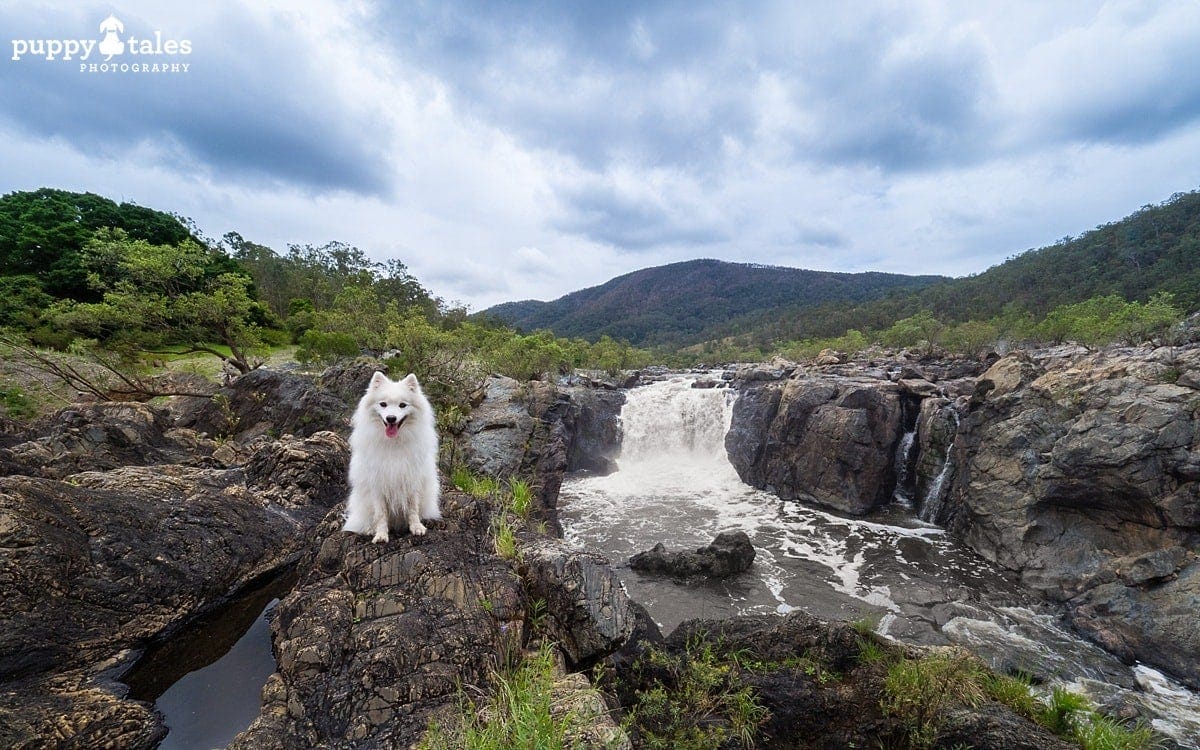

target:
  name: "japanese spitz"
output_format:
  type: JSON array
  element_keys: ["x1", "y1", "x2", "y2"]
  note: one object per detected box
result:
[{"x1": 343, "y1": 371, "x2": 441, "y2": 542}]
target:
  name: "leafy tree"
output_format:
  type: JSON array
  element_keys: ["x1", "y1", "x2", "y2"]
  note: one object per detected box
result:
[
  {"x1": 54, "y1": 229, "x2": 268, "y2": 372},
  {"x1": 0, "y1": 188, "x2": 192, "y2": 299}
]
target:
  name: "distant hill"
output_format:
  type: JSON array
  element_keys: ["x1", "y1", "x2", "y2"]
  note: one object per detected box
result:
[
  {"x1": 734, "y1": 189, "x2": 1200, "y2": 344},
  {"x1": 483, "y1": 260, "x2": 947, "y2": 347}
]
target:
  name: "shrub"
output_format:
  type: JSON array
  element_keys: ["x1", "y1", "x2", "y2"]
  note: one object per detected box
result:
[
  {"x1": 881, "y1": 652, "x2": 987, "y2": 748},
  {"x1": 625, "y1": 637, "x2": 769, "y2": 749}
]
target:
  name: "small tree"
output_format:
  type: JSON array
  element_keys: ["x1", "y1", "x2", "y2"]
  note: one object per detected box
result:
[{"x1": 53, "y1": 229, "x2": 268, "y2": 372}]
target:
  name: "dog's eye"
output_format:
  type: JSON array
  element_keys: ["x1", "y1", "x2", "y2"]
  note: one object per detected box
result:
[
  {"x1": 379, "y1": 401, "x2": 387, "y2": 407},
  {"x1": 398, "y1": 402, "x2": 408, "y2": 409}
]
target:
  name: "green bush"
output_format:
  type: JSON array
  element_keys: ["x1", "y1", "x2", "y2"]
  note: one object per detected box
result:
[
  {"x1": 881, "y1": 652, "x2": 987, "y2": 748},
  {"x1": 626, "y1": 637, "x2": 769, "y2": 749},
  {"x1": 295, "y1": 329, "x2": 359, "y2": 364}
]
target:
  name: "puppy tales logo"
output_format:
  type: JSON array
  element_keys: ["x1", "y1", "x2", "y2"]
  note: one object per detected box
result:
[{"x1": 10, "y1": 14, "x2": 192, "y2": 73}]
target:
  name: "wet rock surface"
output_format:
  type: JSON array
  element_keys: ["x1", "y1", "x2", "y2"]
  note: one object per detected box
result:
[
  {"x1": 950, "y1": 345, "x2": 1200, "y2": 688},
  {"x1": 563, "y1": 387, "x2": 625, "y2": 474},
  {"x1": 727, "y1": 375, "x2": 904, "y2": 514},
  {"x1": 629, "y1": 530, "x2": 756, "y2": 579}
]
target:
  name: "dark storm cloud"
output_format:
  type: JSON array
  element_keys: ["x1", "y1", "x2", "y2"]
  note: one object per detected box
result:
[
  {"x1": 369, "y1": 1, "x2": 998, "y2": 173},
  {"x1": 554, "y1": 182, "x2": 727, "y2": 250},
  {"x1": 0, "y1": 3, "x2": 391, "y2": 195}
]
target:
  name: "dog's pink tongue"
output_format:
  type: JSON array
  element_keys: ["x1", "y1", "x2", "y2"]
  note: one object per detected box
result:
[{"x1": 385, "y1": 423, "x2": 400, "y2": 439}]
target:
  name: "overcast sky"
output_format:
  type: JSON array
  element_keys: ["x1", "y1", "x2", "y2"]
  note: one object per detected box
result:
[{"x1": 3, "y1": 1, "x2": 1200, "y2": 309}]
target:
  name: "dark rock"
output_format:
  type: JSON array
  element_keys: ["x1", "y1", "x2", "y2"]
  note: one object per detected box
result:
[
  {"x1": 689, "y1": 378, "x2": 720, "y2": 389},
  {"x1": 0, "y1": 402, "x2": 206, "y2": 479},
  {"x1": 0, "y1": 431, "x2": 348, "y2": 747},
  {"x1": 317, "y1": 356, "x2": 388, "y2": 405},
  {"x1": 458, "y1": 376, "x2": 537, "y2": 478},
  {"x1": 727, "y1": 375, "x2": 904, "y2": 515},
  {"x1": 521, "y1": 539, "x2": 634, "y2": 668},
  {"x1": 937, "y1": 705, "x2": 1077, "y2": 750},
  {"x1": 564, "y1": 387, "x2": 624, "y2": 474},
  {"x1": 229, "y1": 490, "x2": 527, "y2": 749},
  {"x1": 175, "y1": 368, "x2": 350, "y2": 440},
  {"x1": 723, "y1": 382, "x2": 783, "y2": 483},
  {"x1": 629, "y1": 530, "x2": 755, "y2": 579}
]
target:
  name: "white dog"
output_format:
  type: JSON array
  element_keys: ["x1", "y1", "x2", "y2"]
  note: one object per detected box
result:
[{"x1": 343, "y1": 372, "x2": 441, "y2": 542}]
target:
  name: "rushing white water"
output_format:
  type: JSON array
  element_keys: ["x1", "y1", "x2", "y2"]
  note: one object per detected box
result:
[{"x1": 558, "y1": 375, "x2": 1200, "y2": 748}]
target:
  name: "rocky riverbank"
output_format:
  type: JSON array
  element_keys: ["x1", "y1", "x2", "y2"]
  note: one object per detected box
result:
[{"x1": 724, "y1": 343, "x2": 1200, "y2": 692}]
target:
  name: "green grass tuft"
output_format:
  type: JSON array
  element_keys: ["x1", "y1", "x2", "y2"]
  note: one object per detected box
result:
[
  {"x1": 507, "y1": 477, "x2": 534, "y2": 517},
  {"x1": 419, "y1": 643, "x2": 583, "y2": 750},
  {"x1": 493, "y1": 515, "x2": 519, "y2": 561}
]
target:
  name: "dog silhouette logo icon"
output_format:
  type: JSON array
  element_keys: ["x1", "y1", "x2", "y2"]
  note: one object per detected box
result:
[{"x1": 98, "y1": 15, "x2": 124, "y2": 60}]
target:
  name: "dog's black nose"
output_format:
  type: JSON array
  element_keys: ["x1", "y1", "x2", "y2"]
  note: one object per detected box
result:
[{"x1": 385, "y1": 415, "x2": 398, "y2": 425}]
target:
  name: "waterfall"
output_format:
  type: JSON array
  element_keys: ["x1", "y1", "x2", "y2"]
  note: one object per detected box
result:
[
  {"x1": 918, "y1": 409, "x2": 960, "y2": 524},
  {"x1": 617, "y1": 377, "x2": 736, "y2": 466}
]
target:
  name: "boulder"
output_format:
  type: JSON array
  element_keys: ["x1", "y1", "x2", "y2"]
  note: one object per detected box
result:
[
  {"x1": 175, "y1": 368, "x2": 350, "y2": 440},
  {"x1": 629, "y1": 530, "x2": 755, "y2": 579},
  {"x1": 815, "y1": 348, "x2": 843, "y2": 365},
  {"x1": 727, "y1": 375, "x2": 904, "y2": 515},
  {"x1": 520, "y1": 539, "x2": 635, "y2": 668},
  {"x1": 458, "y1": 376, "x2": 538, "y2": 478},
  {"x1": 316, "y1": 357, "x2": 388, "y2": 405}
]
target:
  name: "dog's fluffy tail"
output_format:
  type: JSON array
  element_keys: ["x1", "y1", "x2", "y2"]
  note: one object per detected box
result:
[{"x1": 421, "y1": 473, "x2": 442, "y2": 520}]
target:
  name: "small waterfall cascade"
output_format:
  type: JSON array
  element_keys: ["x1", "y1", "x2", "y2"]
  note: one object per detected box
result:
[
  {"x1": 892, "y1": 430, "x2": 918, "y2": 507},
  {"x1": 918, "y1": 408, "x2": 960, "y2": 524}
]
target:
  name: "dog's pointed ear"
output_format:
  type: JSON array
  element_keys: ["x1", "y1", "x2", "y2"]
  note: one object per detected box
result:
[
  {"x1": 369, "y1": 371, "x2": 389, "y2": 390},
  {"x1": 402, "y1": 373, "x2": 419, "y2": 388}
]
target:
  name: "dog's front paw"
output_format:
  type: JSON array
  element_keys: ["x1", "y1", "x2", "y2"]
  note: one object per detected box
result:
[
  {"x1": 371, "y1": 531, "x2": 389, "y2": 544},
  {"x1": 409, "y1": 521, "x2": 427, "y2": 536}
]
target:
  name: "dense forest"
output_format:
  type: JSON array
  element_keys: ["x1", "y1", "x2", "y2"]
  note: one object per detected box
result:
[{"x1": 484, "y1": 259, "x2": 946, "y2": 348}]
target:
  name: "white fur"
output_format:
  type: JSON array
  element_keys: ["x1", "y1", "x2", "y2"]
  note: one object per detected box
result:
[{"x1": 343, "y1": 371, "x2": 441, "y2": 543}]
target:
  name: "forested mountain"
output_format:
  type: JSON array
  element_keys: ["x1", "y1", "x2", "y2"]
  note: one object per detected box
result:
[
  {"x1": 738, "y1": 190, "x2": 1200, "y2": 344},
  {"x1": 486, "y1": 190, "x2": 1200, "y2": 348},
  {"x1": 483, "y1": 260, "x2": 946, "y2": 347}
]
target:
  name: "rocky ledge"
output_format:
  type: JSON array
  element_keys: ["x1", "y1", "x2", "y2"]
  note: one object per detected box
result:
[
  {"x1": 230, "y1": 490, "x2": 634, "y2": 747},
  {"x1": 950, "y1": 345, "x2": 1200, "y2": 689},
  {"x1": 0, "y1": 411, "x2": 348, "y2": 748}
]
